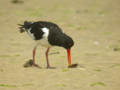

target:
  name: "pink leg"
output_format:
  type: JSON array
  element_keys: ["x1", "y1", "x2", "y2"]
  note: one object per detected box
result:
[
  {"x1": 32, "y1": 47, "x2": 39, "y2": 67},
  {"x1": 46, "y1": 48, "x2": 50, "y2": 68},
  {"x1": 33, "y1": 47, "x2": 36, "y2": 65}
]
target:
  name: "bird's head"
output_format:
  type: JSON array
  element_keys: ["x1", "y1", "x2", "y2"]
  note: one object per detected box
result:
[
  {"x1": 63, "y1": 38, "x2": 74, "y2": 50},
  {"x1": 18, "y1": 21, "x2": 33, "y2": 33},
  {"x1": 61, "y1": 34, "x2": 74, "y2": 67},
  {"x1": 61, "y1": 34, "x2": 74, "y2": 49}
]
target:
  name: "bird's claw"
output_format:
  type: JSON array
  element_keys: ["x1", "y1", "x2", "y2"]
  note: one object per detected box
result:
[{"x1": 32, "y1": 64, "x2": 41, "y2": 68}]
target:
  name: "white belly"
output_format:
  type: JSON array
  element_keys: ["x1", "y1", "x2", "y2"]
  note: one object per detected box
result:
[{"x1": 36, "y1": 38, "x2": 52, "y2": 48}]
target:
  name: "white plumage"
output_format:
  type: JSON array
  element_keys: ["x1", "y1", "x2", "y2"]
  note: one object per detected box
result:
[
  {"x1": 36, "y1": 28, "x2": 52, "y2": 47},
  {"x1": 27, "y1": 28, "x2": 35, "y2": 40}
]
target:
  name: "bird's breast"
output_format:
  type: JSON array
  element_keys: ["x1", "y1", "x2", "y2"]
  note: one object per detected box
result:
[{"x1": 36, "y1": 38, "x2": 52, "y2": 47}]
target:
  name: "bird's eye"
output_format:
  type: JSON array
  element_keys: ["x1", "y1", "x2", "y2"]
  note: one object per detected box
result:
[{"x1": 68, "y1": 43, "x2": 72, "y2": 46}]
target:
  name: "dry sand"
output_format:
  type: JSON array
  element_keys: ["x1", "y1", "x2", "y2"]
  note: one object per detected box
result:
[{"x1": 0, "y1": 0, "x2": 120, "y2": 90}]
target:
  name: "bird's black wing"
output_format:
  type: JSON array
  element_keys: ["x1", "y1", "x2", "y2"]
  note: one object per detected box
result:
[
  {"x1": 27, "y1": 21, "x2": 64, "y2": 41},
  {"x1": 29, "y1": 23, "x2": 44, "y2": 40}
]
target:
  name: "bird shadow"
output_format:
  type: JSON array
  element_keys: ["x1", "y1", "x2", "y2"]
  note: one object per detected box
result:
[
  {"x1": 23, "y1": 59, "x2": 79, "y2": 69},
  {"x1": 23, "y1": 59, "x2": 55, "y2": 69},
  {"x1": 68, "y1": 63, "x2": 79, "y2": 68},
  {"x1": 49, "y1": 52, "x2": 60, "y2": 55},
  {"x1": 23, "y1": 59, "x2": 41, "y2": 68},
  {"x1": 23, "y1": 59, "x2": 33, "y2": 67}
]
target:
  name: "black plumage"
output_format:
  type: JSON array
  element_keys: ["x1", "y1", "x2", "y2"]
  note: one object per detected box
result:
[{"x1": 18, "y1": 21, "x2": 76, "y2": 68}]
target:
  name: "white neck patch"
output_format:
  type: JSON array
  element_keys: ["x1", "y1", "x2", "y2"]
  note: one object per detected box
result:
[
  {"x1": 41, "y1": 27, "x2": 49, "y2": 40},
  {"x1": 27, "y1": 28, "x2": 35, "y2": 40}
]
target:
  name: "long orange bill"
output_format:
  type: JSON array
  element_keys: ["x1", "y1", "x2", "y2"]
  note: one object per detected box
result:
[{"x1": 67, "y1": 49, "x2": 72, "y2": 66}]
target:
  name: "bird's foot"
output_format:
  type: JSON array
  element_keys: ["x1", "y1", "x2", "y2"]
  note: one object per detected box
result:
[
  {"x1": 68, "y1": 64, "x2": 78, "y2": 68},
  {"x1": 32, "y1": 63, "x2": 41, "y2": 68},
  {"x1": 24, "y1": 59, "x2": 41, "y2": 68}
]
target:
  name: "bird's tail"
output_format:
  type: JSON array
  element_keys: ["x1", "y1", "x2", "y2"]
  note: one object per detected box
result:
[
  {"x1": 18, "y1": 21, "x2": 32, "y2": 33},
  {"x1": 18, "y1": 24, "x2": 25, "y2": 33}
]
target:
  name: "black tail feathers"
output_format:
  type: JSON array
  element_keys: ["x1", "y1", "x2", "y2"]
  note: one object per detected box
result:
[
  {"x1": 18, "y1": 21, "x2": 33, "y2": 33},
  {"x1": 18, "y1": 24, "x2": 25, "y2": 33},
  {"x1": 24, "y1": 21, "x2": 33, "y2": 26}
]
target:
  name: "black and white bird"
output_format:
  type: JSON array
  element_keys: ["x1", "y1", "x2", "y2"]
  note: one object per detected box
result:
[{"x1": 18, "y1": 21, "x2": 77, "y2": 68}]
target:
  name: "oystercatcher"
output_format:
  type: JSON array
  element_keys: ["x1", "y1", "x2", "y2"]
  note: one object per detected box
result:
[{"x1": 18, "y1": 21, "x2": 77, "y2": 68}]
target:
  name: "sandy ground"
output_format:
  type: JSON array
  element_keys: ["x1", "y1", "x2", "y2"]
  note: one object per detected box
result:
[{"x1": 0, "y1": 0, "x2": 120, "y2": 90}]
